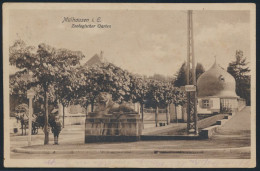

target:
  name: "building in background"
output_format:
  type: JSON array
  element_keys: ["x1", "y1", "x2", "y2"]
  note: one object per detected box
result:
[{"x1": 197, "y1": 59, "x2": 246, "y2": 115}]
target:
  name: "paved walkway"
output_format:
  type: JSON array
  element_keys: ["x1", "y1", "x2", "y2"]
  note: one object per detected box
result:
[
  {"x1": 217, "y1": 106, "x2": 251, "y2": 132},
  {"x1": 212, "y1": 106, "x2": 251, "y2": 143},
  {"x1": 10, "y1": 107, "x2": 251, "y2": 159}
]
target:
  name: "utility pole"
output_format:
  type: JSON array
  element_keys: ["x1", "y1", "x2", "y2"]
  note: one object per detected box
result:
[{"x1": 186, "y1": 10, "x2": 198, "y2": 135}]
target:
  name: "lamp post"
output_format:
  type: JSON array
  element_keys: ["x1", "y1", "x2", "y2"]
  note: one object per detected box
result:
[{"x1": 27, "y1": 89, "x2": 35, "y2": 146}]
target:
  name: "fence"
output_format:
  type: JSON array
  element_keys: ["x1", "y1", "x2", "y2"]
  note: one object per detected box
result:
[
  {"x1": 143, "y1": 108, "x2": 166, "y2": 113},
  {"x1": 63, "y1": 113, "x2": 86, "y2": 126}
]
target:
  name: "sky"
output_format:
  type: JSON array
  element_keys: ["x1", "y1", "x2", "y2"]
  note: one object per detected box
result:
[{"x1": 9, "y1": 10, "x2": 250, "y2": 76}]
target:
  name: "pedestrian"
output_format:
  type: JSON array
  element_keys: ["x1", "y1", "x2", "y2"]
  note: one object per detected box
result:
[{"x1": 51, "y1": 115, "x2": 62, "y2": 145}]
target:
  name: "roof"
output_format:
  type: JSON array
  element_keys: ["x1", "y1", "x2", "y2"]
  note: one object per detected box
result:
[
  {"x1": 84, "y1": 54, "x2": 103, "y2": 66},
  {"x1": 84, "y1": 51, "x2": 106, "y2": 67},
  {"x1": 197, "y1": 59, "x2": 238, "y2": 98}
]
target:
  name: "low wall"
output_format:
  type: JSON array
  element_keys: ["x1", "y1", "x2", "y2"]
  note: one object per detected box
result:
[{"x1": 85, "y1": 113, "x2": 142, "y2": 143}]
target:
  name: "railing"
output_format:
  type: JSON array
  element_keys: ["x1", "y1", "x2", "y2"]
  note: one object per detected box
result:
[{"x1": 143, "y1": 108, "x2": 166, "y2": 113}]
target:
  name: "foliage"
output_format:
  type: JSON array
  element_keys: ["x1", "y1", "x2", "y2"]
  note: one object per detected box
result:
[
  {"x1": 147, "y1": 79, "x2": 165, "y2": 107},
  {"x1": 9, "y1": 40, "x2": 84, "y2": 144},
  {"x1": 196, "y1": 63, "x2": 205, "y2": 80},
  {"x1": 160, "y1": 82, "x2": 175, "y2": 106},
  {"x1": 35, "y1": 111, "x2": 58, "y2": 129},
  {"x1": 10, "y1": 40, "x2": 84, "y2": 95},
  {"x1": 146, "y1": 79, "x2": 186, "y2": 108},
  {"x1": 174, "y1": 62, "x2": 205, "y2": 87},
  {"x1": 174, "y1": 63, "x2": 187, "y2": 87},
  {"x1": 227, "y1": 50, "x2": 251, "y2": 105},
  {"x1": 74, "y1": 62, "x2": 132, "y2": 111},
  {"x1": 129, "y1": 76, "x2": 149, "y2": 105},
  {"x1": 221, "y1": 106, "x2": 232, "y2": 114},
  {"x1": 172, "y1": 87, "x2": 186, "y2": 106}
]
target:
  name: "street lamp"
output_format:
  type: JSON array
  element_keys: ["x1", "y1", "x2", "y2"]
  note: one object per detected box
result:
[{"x1": 27, "y1": 88, "x2": 35, "y2": 146}]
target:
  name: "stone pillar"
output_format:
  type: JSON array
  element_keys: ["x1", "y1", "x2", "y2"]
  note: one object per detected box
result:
[{"x1": 182, "y1": 104, "x2": 187, "y2": 122}]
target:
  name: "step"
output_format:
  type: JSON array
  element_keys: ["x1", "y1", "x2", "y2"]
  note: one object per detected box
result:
[
  {"x1": 216, "y1": 119, "x2": 228, "y2": 125},
  {"x1": 224, "y1": 115, "x2": 232, "y2": 119},
  {"x1": 200, "y1": 125, "x2": 220, "y2": 139}
]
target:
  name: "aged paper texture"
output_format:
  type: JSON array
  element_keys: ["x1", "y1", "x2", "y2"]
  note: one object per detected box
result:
[{"x1": 3, "y1": 3, "x2": 256, "y2": 168}]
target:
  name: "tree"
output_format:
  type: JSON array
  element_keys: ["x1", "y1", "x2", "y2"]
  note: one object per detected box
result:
[
  {"x1": 227, "y1": 50, "x2": 251, "y2": 105},
  {"x1": 196, "y1": 63, "x2": 205, "y2": 80},
  {"x1": 54, "y1": 66, "x2": 79, "y2": 127},
  {"x1": 172, "y1": 88, "x2": 186, "y2": 123},
  {"x1": 174, "y1": 63, "x2": 187, "y2": 87},
  {"x1": 147, "y1": 80, "x2": 165, "y2": 127},
  {"x1": 9, "y1": 40, "x2": 84, "y2": 144},
  {"x1": 160, "y1": 82, "x2": 175, "y2": 125},
  {"x1": 74, "y1": 63, "x2": 132, "y2": 112},
  {"x1": 174, "y1": 62, "x2": 205, "y2": 87},
  {"x1": 102, "y1": 63, "x2": 131, "y2": 104},
  {"x1": 130, "y1": 76, "x2": 149, "y2": 123},
  {"x1": 73, "y1": 65, "x2": 99, "y2": 112}
]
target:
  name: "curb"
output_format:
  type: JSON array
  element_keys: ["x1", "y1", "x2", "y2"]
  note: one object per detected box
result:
[
  {"x1": 12, "y1": 146, "x2": 250, "y2": 155},
  {"x1": 141, "y1": 135, "x2": 201, "y2": 141}
]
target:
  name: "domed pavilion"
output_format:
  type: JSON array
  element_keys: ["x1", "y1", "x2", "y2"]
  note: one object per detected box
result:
[{"x1": 197, "y1": 59, "x2": 242, "y2": 114}]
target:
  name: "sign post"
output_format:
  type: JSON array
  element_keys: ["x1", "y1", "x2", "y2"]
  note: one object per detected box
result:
[
  {"x1": 27, "y1": 89, "x2": 35, "y2": 146},
  {"x1": 182, "y1": 85, "x2": 196, "y2": 92}
]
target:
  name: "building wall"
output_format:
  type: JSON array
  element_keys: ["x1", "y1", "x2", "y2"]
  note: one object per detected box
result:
[
  {"x1": 197, "y1": 97, "x2": 220, "y2": 114},
  {"x1": 220, "y1": 98, "x2": 239, "y2": 112},
  {"x1": 169, "y1": 104, "x2": 186, "y2": 122},
  {"x1": 198, "y1": 97, "x2": 242, "y2": 114}
]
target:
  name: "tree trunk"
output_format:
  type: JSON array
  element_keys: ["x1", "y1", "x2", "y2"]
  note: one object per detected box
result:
[
  {"x1": 141, "y1": 103, "x2": 144, "y2": 123},
  {"x1": 175, "y1": 104, "x2": 178, "y2": 124},
  {"x1": 166, "y1": 104, "x2": 169, "y2": 125},
  {"x1": 62, "y1": 104, "x2": 65, "y2": 128},
  {"x1": 86, "y1": 103, "x2": 89, "y2": 115},
  {"x1": 21, "y1": 123, "x2": 23, "y2": 135},
  {"x1": 141, "y1": 103, "x2": 144, "y2": 129},
  {"x1": 155, "y1": 106, "x2": 158, "y2": 127},
  {"x1": 91, "y1": 102, "x2": 94, "y2": 112},
  {"x1": 44, "y1": 90, "x2": 49, "y2": 145},
  {"x1": 181, "y1": 105, "x2": 184, "y2": 122}
]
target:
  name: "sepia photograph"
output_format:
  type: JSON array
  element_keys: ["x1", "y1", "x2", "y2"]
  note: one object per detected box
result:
[{"x1": 3, "y1": 3, "x2": 256, "y2": 168}]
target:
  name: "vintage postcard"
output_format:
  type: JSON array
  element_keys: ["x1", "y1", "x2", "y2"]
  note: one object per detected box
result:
[{"x1": 3, "y1": 3, "x2": 256, "y2": 168}]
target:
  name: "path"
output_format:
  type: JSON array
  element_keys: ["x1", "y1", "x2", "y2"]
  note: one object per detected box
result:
[{"x1": 9, "y1": 107, "x2": 251, "y2": 159}]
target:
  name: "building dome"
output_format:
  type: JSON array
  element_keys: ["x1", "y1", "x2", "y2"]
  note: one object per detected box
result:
[{"x1": 197, "y1": 60, "x2": 238, "y2": 98}]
